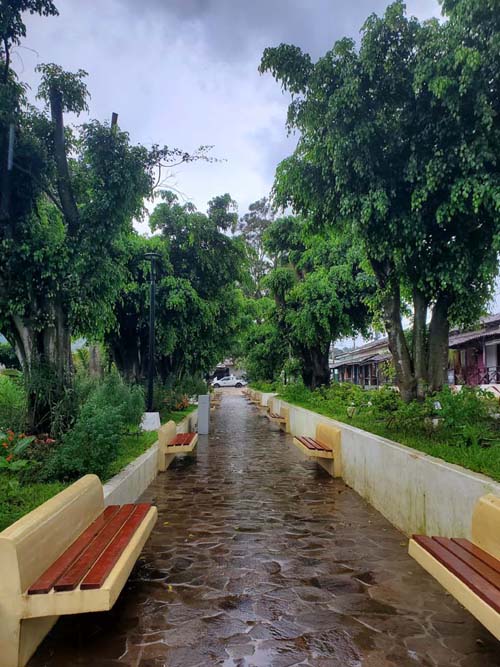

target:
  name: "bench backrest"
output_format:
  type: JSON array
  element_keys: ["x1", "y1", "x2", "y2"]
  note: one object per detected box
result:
[
  {"x1": 316, "y1": 423, "x2": 341, "y2": 454},
  {"x1": 472, "y1": 494, "x2": 500, "y2": 559},
  {"x1": 0, "y1": 474, "x2": 103, "y2": 598},
  {"x1": 158, "y1": 420, "x2": 177, "y2": 451},
  {"x1": 280, "y1": 406, "x2": 290, "y2": 432}
]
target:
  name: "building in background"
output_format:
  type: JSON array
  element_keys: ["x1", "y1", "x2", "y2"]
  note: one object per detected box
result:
[{"x1": 332, "y1": 313, "x2": 500, "y2": 390}]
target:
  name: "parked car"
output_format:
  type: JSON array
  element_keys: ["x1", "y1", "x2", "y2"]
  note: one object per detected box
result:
[{"x1": 211, "y1": 375, "x2": 247, "y2": 388}]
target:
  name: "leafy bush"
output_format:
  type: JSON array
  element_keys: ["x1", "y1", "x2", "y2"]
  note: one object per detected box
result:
[
  {"x1": 278, "y1": 381, "x2": 500, "y2": 479},
  {"x1": 249, "y1": 380, "x2": 278, "y2": 392},
  {"x1": 0, "y1": 374, "x2": 27, "y2": 432},
  {"x1": 0, "y1": 342, "x2": 20, "y2": 369},
  {"x1": 155, "y1": 375, "x2": 205, "y2": 414},
  {"x1": 51, "y1": 402, "x2": 122, "y2": 480},
  {"x1": 47, "y1": 371, "x2": 144, "y2": 481}
]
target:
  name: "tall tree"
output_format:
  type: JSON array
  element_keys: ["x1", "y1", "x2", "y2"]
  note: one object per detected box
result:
[
  {"x1": 264, "y1": 216, "x2": 372, "y2": 389},
  {"x1": 107, "y1": 193, "x2": 246, "y2": 385},
  {"x1": 237, "y1": 197, "x2": 275, "y2": 297},
  {"x1": 260, "y1": 1, "x2": 500, "y2": 400}
]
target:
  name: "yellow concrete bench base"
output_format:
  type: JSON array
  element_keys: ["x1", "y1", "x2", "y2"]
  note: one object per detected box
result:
[
  {"x1": 0, "y1": 475, "x2": 157, "y2": 667},
  {"x1": 266, "y1": 412, "x2": 285, "y2": 424},
  {"x1": 158, "y1": 421, "x2": 198, "y2": 471},
  {"x1": 409, "y1": 494, "x2": 500, "y2": 640},
  {"x1": 292, "y1": 423, "x2": 341, "y2": 477},
  {"x1": 409, "y1": 537, "x2": 500, "y2": 640}
]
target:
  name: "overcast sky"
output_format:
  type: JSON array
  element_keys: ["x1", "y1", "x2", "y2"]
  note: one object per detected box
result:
[{"x1": 18, "y1": 0, "x2": 441, "y2": 225}]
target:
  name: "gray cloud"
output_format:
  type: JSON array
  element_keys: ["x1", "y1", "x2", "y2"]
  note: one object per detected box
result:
[{"x1": 19, "y1": 0, "x2": 441, "y2": 223}]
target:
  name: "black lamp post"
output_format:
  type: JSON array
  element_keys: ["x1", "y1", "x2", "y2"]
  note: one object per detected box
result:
[{"x1": 144, "y1": 252, "x2": 161, "y2": 411}]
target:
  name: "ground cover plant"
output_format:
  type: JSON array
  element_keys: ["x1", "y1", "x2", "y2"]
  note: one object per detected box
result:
[
  {"x1": 0, "y1": 366, "x2": 198, "y2": 530},
  {"x1": 278, "y1": 383, "x2": 500, "y2": 482}
]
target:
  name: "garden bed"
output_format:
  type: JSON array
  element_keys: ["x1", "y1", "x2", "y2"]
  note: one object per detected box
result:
[
  {"x1": 0, "y1": 407, "x2": 196, "y2": 532},
  {"x1": 277, "y1": 384, "x2": 500, "y2": 482}
]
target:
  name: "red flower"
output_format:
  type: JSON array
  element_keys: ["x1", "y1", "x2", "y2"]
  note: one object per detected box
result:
[
  {"x1": 6, "y1": 454, "x2": 13, "y2": 462},
  {"x1": 7, "y1": 431, "x2": 14, "y2": 442},
  {"x1": 2, "y1": 442, "x2": 8, "y2": 449}
]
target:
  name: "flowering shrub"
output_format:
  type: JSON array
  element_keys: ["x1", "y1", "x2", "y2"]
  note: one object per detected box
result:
[{"x1": 0, "y1": 430, "x2": 35, "y2": 472}]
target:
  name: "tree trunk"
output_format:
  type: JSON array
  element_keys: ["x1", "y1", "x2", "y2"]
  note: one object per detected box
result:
[
  {"x1": 413, "y1": 287, "x2": 428, "y2": 400},
  {"x1": 372, "y1": 260, "x2": 416, "y2": 402},
  {"x1": 9, "y1": 299, "x2": 73, "y2": 434},
  {"x1": 427, "y1": 295, "x2": 450, "y2": 393},
  {"x1": 49, "y1": 88, "x2": 80, "y2": 234},
  {"x1": 300, "y1": 345, "x2": 330, "y2": 390}
]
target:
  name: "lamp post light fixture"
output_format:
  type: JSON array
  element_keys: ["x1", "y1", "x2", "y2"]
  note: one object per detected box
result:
[{"x1": 144, "y1": 252, "x2": 161, "y2": 412}]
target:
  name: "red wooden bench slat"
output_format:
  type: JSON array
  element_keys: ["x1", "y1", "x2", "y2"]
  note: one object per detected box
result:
[
  {"x1": 54, "y1": 505, "x2": 136, "y2": 591},
  {"x1": 433, "y1": 537, "x2": 500, "y2": 590},
  {"x1": 28, "y1": 506, "x2": 120, "y2": 595},
  {"x1": 413, "y1": 535, "x2": 500, "y2": 612},
  {"x1": 452, "y1": 538, "x2": 500, "y2": 575},
  {"x1": 168, "y1": 433, "x2": 196, "y2": 447},
  {"x1": 80, "y1": 503, "x2": 151, "y2": 590},
  {"x1": 297, "y1": 436, "x2": 332, "y2": 452}
]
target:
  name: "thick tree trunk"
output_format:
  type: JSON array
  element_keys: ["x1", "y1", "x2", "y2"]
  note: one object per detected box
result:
[
  {"x1": 300, "y1": 345, "x2": 330, "y2": 390},
  {"x1": 49, "y1": 89, "x2": 80, "y2": 234},
  {"x1": 427, "y1": 295, "x2": 450, "y2": 393},
  {"x1": 372, "y1": 260, "x2": 416, "y2": 402},
  {"x1": 111, "y1": 337, "x2": 146, "y2": 383},
  {"x1": 413, "y1": 288, "x2": 428, "y2": 399},
  {"x1": 9, "y1": 299, "x2": 72, "y2": 433}
]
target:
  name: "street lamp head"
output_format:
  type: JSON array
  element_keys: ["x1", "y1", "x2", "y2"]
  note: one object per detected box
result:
[{"x1": 144, "y1": 252, "x2": 161, "y2": 261}]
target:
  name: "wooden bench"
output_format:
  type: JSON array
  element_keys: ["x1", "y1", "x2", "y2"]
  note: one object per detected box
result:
[
  {"x1": 292, "y1": 423, "x2": 342, "y2": 477},
  {"x1": 266, "y1": 398, "x2": 286, "y2": 426},
  {"x1": 210, "y1": 392, "x2": 222, "y2": 411},
  {"x1": 0, "y1": 474, "x2": 157, "y2": 667},
  {"x1": 409, "y1": 494, "x2": 500, "y2": 640},
  {"x1": 158, "y1": 420, "x2": 198, "y2": 472},
  {"x1": 246, "y1": 390, "x2": 261, "y2": 405}
]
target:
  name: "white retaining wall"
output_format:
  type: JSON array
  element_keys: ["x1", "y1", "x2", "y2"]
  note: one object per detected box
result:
[
  {"x1": 103, "y1": 410, "x2": 198, "y2": 505},
  {"x1": 274, "y1": 399, "x2": 500, "y2": 538}
]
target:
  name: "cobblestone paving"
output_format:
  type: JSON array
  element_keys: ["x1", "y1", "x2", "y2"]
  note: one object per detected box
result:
[{"x1": 30, "y1": 391, "x2": 500, "y2": 666}]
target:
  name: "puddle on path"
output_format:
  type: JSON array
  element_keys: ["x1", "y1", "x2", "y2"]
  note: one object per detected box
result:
[{"x1": 29, "y1": 391, "x2": 499, "y2": 666}]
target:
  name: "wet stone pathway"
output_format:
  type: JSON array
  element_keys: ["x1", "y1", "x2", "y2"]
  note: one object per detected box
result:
[{"x1": 30, "y1": 391, "x2": 499, "y2": 666}]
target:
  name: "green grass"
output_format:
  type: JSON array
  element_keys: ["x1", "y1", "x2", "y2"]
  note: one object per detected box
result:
[
  {"x1": 160, "y1": 403, "x2": 197, "y2": 424},
  {"x1": 278, "y1": 388, "x2": 500, "y2": 482},
  {"x1": 0, "y1": 479, "x2": 67, "y2": 532},
  {"x1": 249, "y1": 381, "x2": 277, "y2": 392},
  {"x1": 106, "y1": 429, "x2": 158, "y2": 479},
  {"x1": 0, "y1": 405, "x2": 197, "y2": 532}
]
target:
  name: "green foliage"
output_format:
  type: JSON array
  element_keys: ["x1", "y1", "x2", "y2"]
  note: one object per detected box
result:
[
  {"x1": 0, "y1": 478, "x2": 66, "y2": 532},
  {"x1": 260, "y1": 1, "x2": 500, "y2": 398},
  {"x1": 249, "y1": 381, "x2": 278, "y2": 392},
  {"x1": 0, "y1": 374, "x2": 26, "y2": 432},
  {"x1": 37, "y1": 63, "x2": 89, "y2": 114},
  {"x1": 263, "y1": 216, "x2": 373, "y2": 389},
  {"x1": 48, "y1": 371, "x2": 144, "y2": 481},
  {"x1": 236, "y1": 197, "x2": 276, "y2": 296},
  {"x1": 0, "y1": 429, "x2": 34, "y2": 472},
  {"x1": 278, "y1": 383, "x2": 500, "y2": 479},
  {"x1": 242, "y1": 297, "x2": 288, "y2": 383},
  {"x1": 155, "y1": 375, "x2": 206, "y2": 416},
  {"x1": 0, "y1": 342, "x2": 20, "y2": 369},
  {"x1": 108, "y1": 194, "x2": 246, "y2": 386}
]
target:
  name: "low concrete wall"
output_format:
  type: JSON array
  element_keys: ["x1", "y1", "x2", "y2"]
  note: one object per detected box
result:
[
  {"x1": 259, "y1": 392, "x2": 276, "y2": 407},
  {"x1": 103, "y1": 409, "x2": 198, "y2": 505},
  {"x1": 274, "y1": 399, "x2": 500, "y2": 538}
]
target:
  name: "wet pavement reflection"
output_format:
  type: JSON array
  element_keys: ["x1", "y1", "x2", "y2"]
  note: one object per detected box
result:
[{"x1": 30, "y1": 391, "x2": 500, "y2": 666}]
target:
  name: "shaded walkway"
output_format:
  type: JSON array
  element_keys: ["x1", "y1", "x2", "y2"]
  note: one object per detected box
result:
[{"x1": 30, "y1": 392, "x2": 499, "y2": 666}]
